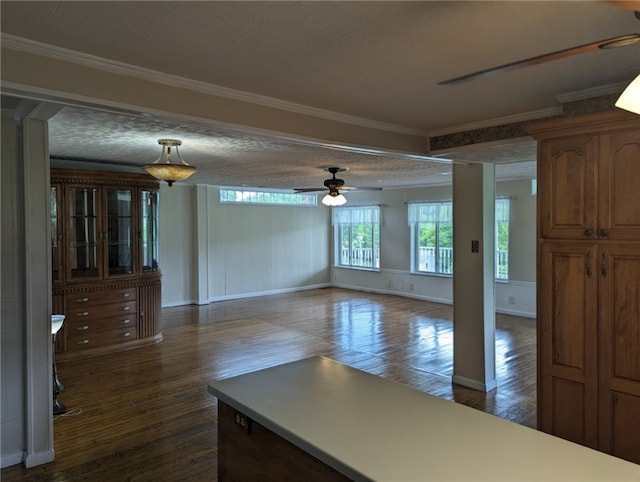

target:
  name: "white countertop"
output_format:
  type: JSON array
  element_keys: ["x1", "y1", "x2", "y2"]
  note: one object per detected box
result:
[{"x1": 208, "y1": 356, "x2": 640, "y2": 482}]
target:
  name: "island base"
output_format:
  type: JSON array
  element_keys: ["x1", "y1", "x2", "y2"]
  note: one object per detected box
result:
[{"x1": 218, "y1": 400, "x2": 351, "y2": 481}]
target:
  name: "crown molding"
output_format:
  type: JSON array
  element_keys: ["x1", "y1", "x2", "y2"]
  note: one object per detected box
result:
[
  {"x1": 555, "y1": 81, "x2": 628, "y2": 103},
  {"x1": 1, "y1": 34, "x2": 425, "y2": 137},
  {"x1": 428, "y1": 106, "x2": 562, "y2": 137},
  {"x1": 428, "y1": 81, "x2": 630, "y2": 137}
]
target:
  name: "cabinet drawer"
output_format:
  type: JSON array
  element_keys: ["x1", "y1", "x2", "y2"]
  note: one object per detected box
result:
[
  {"x1": 66, "y1": 300, "x2": 137, "y2": 321},
  {"x1": 68, "y1": 326, "x2": 138, "y2": 350},
  {"x1": 68, "y1": 315, "x2": 136, "y2": 334},
  {"x1": 65, "y1": 287, "x2": 137, "y2": 309}
]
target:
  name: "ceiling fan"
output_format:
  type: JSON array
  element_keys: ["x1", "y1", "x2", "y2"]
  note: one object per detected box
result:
[
  {"x1": 439, "y1": 7, "x2": 640, "y2": 86},
  {"x1": 294, "y1": 167, "x2": 381, "y2": 206}
]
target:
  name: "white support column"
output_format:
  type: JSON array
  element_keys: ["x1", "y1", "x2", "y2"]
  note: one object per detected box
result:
[
  {"x1": 21, "y1": 115, "x2": 54, "y2": 467},
  {"x1": 452, "y1": 163, "x2": 497, "y2": 392}
]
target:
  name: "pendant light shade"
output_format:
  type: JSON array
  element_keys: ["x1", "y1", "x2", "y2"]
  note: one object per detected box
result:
[
  {"x1": 322, "y1": 191, "x2": 347, "y2": 206},
  {"x1": 616, "y1": 74, "x2": 640, "y2": 115},
  {"x1": 143, "y1": 139, "x2": 196, "y2": 186}
]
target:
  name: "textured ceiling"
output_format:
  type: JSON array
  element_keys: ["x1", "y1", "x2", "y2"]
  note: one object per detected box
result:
[
  {"x1": 44, "y1": 105, "x2": 537, "y2": 189},
  {"x1": 2, "y1": 1, "x2": 638, "y2": 189}
]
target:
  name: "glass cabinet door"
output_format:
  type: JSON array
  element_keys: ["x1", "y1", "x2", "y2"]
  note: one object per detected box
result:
[
  {"x1": 51, "y1": 184, "x2": 64, "y2": 283},
  {"x1": 106, "y1": 188, "x2": 134, "y2": 277},
  {"x1": 140, "y1": 190, "x2": 159, "y2": 272},
  {"x1": 67, "y1": 186, "x2": 101, "y2": 281}
]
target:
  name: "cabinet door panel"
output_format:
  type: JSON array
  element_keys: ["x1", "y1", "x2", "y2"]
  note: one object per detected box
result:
[
  {"x1": 105, "y1": 187, "x2": 135, "y2": 277},
  {"x1": 606, "y1": 392, "x2": 640, "y2": 464},
  {"x1": 539, "y1": 135, "x2": 597, "y2": 239},
  {"x1": 66, "y1": 186, "x2": 101, "y2": 281},
  {"x1": 51, "y1": 184, "x2": 64, "y2": 283},
  {"x1": 140, "y1": 190, "x2": 160, "y2": 273},
  {"x1": 139, "y1": 281, "x2": 161, "y2": 339},
  {"x1": 598, "y1": 243, "x2": 640, "y2": 462},
  {"x1": 551, "y1": 378, "x2": 587, "y2": 445},
  {"x1": 538, "y1": 241, "x2": 598, "y2": 447},
  {"x1": 598, "y1": 129, "x2": 640, "y2": 240}
]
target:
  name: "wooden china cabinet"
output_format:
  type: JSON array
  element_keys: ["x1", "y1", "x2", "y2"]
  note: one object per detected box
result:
[
  {"x1": 528, "y1": 110, "x2": 640, "y2": 464},
  {"x1": 51, "y1": 169, "x2": 162, "y2": 361}
]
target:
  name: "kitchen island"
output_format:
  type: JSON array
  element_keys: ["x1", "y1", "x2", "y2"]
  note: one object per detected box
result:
[{"x1": 208, "y1": 356, "x2": 639, "y2": 481}]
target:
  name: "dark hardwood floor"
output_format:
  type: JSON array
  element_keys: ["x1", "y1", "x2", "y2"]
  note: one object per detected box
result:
[{"x1": 2, "y1": 288, "x2": 536, "y2": 481}]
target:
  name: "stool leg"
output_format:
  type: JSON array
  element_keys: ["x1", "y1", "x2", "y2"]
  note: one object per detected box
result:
[{"x1": 52, "y1": 333, "x2": 66, "y2": 415}]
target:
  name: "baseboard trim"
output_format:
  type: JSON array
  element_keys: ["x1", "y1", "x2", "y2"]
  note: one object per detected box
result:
[
  {"x1": 496, "y1": 307, "x2": 535, "y2": 319},
  {"x1": 331, "y1": 282, "x2": 452, "y2": 306},
  {"x1": 24, "y1": 449, "x2": 55, "y2": 468},
  {"x1": 452, "y1": 375, "x2": 498, "y2": 393},
  {"x1": 0, "y1": 451, "x2": 24, "y2": 469},
  {"x1": 162, "y1": 283, "x2": 332, "y2": 307}
]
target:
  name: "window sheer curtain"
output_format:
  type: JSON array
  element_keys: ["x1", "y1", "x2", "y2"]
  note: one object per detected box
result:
[
  {"x1": 332, "y1": 206, "x2": 380, "y2": 225},
  {"x1": 495, "y1": 198, "x2": 510, "y2": 223},
  {"x1": 407, "y1": 202, "x2": 452, "y2": 224}
]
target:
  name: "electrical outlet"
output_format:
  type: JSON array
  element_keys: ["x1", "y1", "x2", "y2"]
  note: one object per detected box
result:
[
  {"x1": 234, "y1": 411, "x2": 247, "y2": 427},
  {"x1": 234, "y1": 410, "x2": 252, "y2": 435},
  {"x1": 508, "y1": 296, "x2": 516, "y2": 305}
]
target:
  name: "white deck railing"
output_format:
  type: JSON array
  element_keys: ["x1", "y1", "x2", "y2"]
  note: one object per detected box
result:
[
  {"x1": 340, "y1": 247, "x2": 509, "y2": 278},
  {"x1": 340, "y1": 247, "x2": 380, "y2": 268}
]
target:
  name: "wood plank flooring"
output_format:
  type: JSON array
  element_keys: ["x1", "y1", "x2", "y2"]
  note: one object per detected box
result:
[{"x1": 2, "y1": 288, "x2": 536, "y2": 481}]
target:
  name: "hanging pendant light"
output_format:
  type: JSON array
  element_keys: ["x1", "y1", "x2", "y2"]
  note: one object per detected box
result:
[
  {"x1": 616, "y1": 74, "x2": 640, "y2": 115},
  {"x1": 143, "y1": 139, "x2": 196, "y2": 186}
]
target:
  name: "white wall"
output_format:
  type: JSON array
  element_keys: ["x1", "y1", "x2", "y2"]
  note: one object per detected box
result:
[
  {"x1": 158, "y1": 184, "x2": 197, "y2": 307},
  {"x1": 331, "y1": 179, "x2": 537, "y2": 318},
  {"x1": 159, "y1": 185, "x2": 331, "y2": 306}
]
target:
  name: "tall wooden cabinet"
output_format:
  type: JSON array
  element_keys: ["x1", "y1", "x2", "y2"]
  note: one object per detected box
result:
[
  {"x1": 51, "y1": 169, "x2": 162, "y2": 361},
  {"x1": 529, "y1": 110, "x2": 640, "y2": 464}
]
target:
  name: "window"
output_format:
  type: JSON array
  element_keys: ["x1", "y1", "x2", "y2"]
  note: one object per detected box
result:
[
  {"x1": 409, "y1": 199, "x2": 510, "y2": 279},
  {"x1": 220, "y1": 188, "x2": 317, "y2": 206},
  {"x1": 409, "y1": 202, "x2": 453, "y2": 275},
  {"x1": 495, "y1": 198, "x2": 510, "y2": 280},
  {"x1": 333, "y1": 206, "x2": 380, "y2": 270}
]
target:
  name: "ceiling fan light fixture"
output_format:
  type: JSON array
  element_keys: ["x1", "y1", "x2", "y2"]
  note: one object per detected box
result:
[
  {"x1": 143, "y1": 139, "x2": 196, "y2": 186},
  {"x1": 615, "y1": 74, "x2": 640, "y2": 115},
  {"x1": 322, "y1": 192, "x2": 347, "y2": 206}
]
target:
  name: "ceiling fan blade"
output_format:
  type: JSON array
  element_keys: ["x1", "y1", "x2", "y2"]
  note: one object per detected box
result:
[
  {"x1": 295, "y1": 186, "x2": 383, "y2": 192},
  {"x1": 294, "y1": 187, "x2": 326, "y2": 192},
  {"x1": 438, "y1": 33, "x2": 640, "y2": 86},
  {"x1": 341, "y1": 186, "x2": 383, "y2": 191}
]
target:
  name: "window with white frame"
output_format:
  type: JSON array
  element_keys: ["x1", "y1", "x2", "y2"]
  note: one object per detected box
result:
[
  {"x1": 409, "y1": 199, "x2": 510, "y2": 279},
  {"x1": 220, "y1": 188, "x2": 317, "y2": 206},
  {"x1": 495, "y1": 198, "x2": 510, "y2": 280},
  {"x1": 409, "y1": 202, "x2": 453, "y2": 275},
  {"x1": 333, "y1": 206, "x2": 380, "y2": 270}
]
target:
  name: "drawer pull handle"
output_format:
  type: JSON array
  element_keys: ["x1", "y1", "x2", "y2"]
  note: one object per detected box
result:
[
  {"x1": 76, "y1": 311, "x2": 89, "y2": 317},
  {"x1": 76, "y1": 325, "x2": 89, "y2": 331},
  {"x1": 121, "y1": 319, "x2": 131, "y2": 325},
  {"x1": 76, "y1": 297, "x2": 89, "y2": 303},
  {"x1": 121, "y1": 293, "x2": 131, "y2": 298},
  {"x1": 76, "y1": 339, "x2": 90, "y2": 345},
  {"x1": 122, "y1": 332, "x2": 131, "y2": 338},
  {"x1": 120, "y1": 306, "x2": 131, "y2": 311}
]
